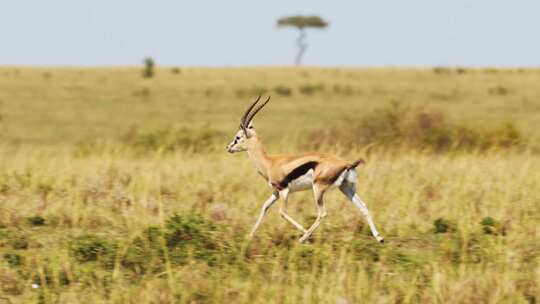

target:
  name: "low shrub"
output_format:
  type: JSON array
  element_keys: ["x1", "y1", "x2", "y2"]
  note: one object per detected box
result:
[
  {"x1": 298, "y1": 83, "x2": 324, "y2": 95},
  {"x1": 488, "y1": 85, "x2": 509, "y2": 96},
  {"x1": 433, "y1": 218, "x2": 457, "y2": 234},
  {"x1": 69, "y1": 234, "x2": 117, "y2": 268},
  {"x1": 3, "y1": 253, "x2": 24, "y2": 267},
  {"x1": 433, "y1": 67, "x2": 451, "y2": 75},
  {"x1": 164, "y1": 214, "x2": 225, "y2": 266},
  {"x1": 480, "y1": 216, "x2": 502, "y2": 235},
  {"x1": 273, "y1": 85, "x2": 292, "y2": 96},
  {"x1": 121, "y1": 126, "x2": 223, "y2": 153},
  {"x1": 305, "y1": 102, "x2": 523, "y2": 152},
  {"x1": 27, "y1": 215, "x2": 46, "y2": 227},
  {"x1": 235, "y1": 87, "x2": 268, "y2": 98},
  {"x1": 122, "y1": 226, "x2": 164, "y2": 274},
  {"x1": 123, "y1": 214, "x2": 231, "y2": 274}
]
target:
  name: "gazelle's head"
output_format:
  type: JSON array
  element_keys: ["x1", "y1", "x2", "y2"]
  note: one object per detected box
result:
[{"x1": 227, "y1": 95, "x2": 270, "y2": 153}]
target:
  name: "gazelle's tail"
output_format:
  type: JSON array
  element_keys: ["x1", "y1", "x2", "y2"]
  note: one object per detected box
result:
[{"x1": 348, "y1": 158, "x2": 365, "y2": 169}]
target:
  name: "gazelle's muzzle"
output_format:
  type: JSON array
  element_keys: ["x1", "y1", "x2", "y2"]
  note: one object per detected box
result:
[{"x1": 226, "y1": 142, "x2": 237, "y2": 153}]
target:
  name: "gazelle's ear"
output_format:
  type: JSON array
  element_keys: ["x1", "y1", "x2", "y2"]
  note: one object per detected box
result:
[{"x1": 247, "y1": 121, "x2": 255, "y2": 130}]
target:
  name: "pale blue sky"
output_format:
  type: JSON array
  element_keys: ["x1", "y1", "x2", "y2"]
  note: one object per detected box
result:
[{"x1": 1, "y1": 0, "x2": 539, "y2": 66}]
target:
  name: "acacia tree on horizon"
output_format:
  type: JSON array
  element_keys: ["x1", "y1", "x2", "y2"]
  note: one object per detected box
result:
[{"x1": 277, "y1": 15, "x2": 328, "y2": 66}]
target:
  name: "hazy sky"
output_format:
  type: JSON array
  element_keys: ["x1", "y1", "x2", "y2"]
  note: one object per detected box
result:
[{"x1": 2, "y1": 0, "x2": 539, "y2": 66}]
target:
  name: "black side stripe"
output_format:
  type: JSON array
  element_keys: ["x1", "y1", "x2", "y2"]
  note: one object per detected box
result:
[{"x1": 278, "y1": 161, "x2": 318, "y2": 189}]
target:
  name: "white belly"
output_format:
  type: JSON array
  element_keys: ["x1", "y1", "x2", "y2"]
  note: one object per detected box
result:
[{"x1": 289, "y1": 169, "x2": 315, "y2": 192}]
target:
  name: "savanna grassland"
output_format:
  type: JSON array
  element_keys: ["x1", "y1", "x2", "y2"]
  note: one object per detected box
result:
[{"x1": 0, "y1": 67, "x2": 538, "y2": 303}]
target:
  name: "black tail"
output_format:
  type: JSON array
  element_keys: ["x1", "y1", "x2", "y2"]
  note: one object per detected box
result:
[{"x1": 348, "y1": 158, "x2": 365, "y2": 169}]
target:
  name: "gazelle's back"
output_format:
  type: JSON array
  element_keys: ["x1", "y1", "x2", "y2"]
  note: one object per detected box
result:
[{"x1": 267, "y1": 152, "x2": 357, "y2": 191}]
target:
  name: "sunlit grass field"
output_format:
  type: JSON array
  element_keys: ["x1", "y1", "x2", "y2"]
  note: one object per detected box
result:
[{"x1": 0, "y1": 67, "x2": 538, "y2": 303}]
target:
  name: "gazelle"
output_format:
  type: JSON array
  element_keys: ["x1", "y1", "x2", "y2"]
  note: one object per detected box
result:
[{"x1": 227, "y1": 95, "x2": 384, "y2": 243}]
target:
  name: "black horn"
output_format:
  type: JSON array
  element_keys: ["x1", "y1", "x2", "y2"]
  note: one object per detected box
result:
[
  {"x1": 240, "y1": 95, "x2": 261, "y2": 127},
  {"x1": 244, "y1": 95, "x2": 271, "y2": 127}
]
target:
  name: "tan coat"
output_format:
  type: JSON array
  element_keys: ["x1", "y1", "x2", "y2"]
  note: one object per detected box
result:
[{"x1": 246, "y1": 136, "x2": 363, "y2": 191}]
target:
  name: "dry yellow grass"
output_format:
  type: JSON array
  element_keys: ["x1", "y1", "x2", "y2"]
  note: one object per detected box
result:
[
  {"x1": 1, "y1": 67, "x2": 540, "y2": 145},
  {"x1": 0, "y1": 67, "x2": 538, "y2": 303}
]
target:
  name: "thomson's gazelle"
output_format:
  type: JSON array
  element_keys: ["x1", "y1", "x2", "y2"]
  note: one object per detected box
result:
[{"x1": 227, "y1": 95, "x2": 384, "y2": 243}]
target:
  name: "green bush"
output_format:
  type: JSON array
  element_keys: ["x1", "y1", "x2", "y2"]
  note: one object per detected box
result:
[
  {"x1": 3, "y1": 253, "x2": 24, "y2": 267},
  {"x1": 433, "y1": 218, "x2": 457, "y2": 234},
  {"x1": 480, "y1": 216, "x2": 502, "y2": 235},
  {"x1": 69, "y1": 234, "x2": 117, "y2": 268},
  {"x1": 123, "y1": 214, "x2": 231, "y2": 273},
  {"x1": 165, "y1": 214, "x2": 216, "y2": 247},
  {"x1": 167, "y1": 214, "x2": 239, "y2": 267},
  {"x1": 122, "y1": 226, "x2": 165, "y2": 274},
  {"x1": 27, "y1": 215, "x2": 46, "y2": 227}
]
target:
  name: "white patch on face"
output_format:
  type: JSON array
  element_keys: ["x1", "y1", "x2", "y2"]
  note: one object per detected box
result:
[
  {"x1": 289, "y1": 169, "x2": 315, "y2": 192},
  {"x1": 227, "y1": 130, "x2": 246, "y2": 153}
]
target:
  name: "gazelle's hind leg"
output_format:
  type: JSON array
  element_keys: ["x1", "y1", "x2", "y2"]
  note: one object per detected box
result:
[
  {"x1": 299, "y1": 183, "x2": 328, "y2": 243},
  {"x1": 340, "y1": 182, "x2": 384, "y2": 243},
  {"x1": 279, "y1": 188, "x2": 308, "y2": 234}
]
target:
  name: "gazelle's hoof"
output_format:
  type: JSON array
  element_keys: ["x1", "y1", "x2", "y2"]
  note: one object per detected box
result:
[
  {"x1": 299, "y1": 234, "x2": 310, "y2": 243},
  {"x1": 376, "y1": 236, "x2": 384, "y2": 243}
]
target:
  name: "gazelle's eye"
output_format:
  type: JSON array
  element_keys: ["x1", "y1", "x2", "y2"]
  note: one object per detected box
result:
[{"x1": 235, "y1": 136, "x2": 240, "y2": 140}]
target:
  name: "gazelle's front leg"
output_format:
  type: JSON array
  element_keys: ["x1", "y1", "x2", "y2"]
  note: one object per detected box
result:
[
  {"x1": 278, "y1": 188, "x2": 308, "y2": 233},
  {"x1": 340, "y1": 184, "x2": 384, "y2": 243},
  {"x1": 299, "y1": 184, "x2": 328, "y2": 243},
  {"x1": 250, "y1": 192, "x2": 279, "y2": 237}
]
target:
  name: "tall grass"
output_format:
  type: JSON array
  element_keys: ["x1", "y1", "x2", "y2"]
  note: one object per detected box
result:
[{"x1": 0, "y1": 147, "x2": 537, "y2": 303}]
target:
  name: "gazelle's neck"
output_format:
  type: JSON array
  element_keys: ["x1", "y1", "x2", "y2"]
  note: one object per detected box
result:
[{"x1": 246, "y1": 135, "x2": 271, "y2": 179}]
